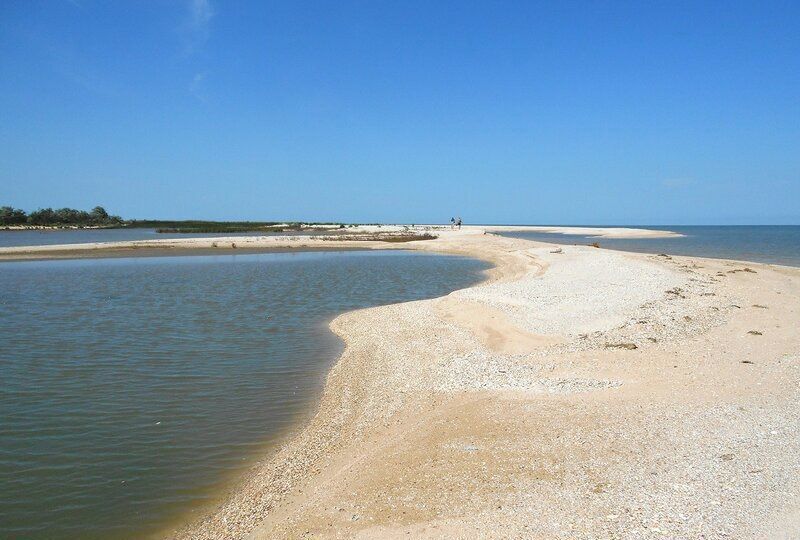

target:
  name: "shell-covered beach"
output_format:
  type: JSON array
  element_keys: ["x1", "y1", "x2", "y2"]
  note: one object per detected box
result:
[{"x1": 79, "y1": 226, "x2": 796, "y2": 539}]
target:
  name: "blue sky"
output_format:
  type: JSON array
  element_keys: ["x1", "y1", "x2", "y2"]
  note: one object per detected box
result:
[{"x1": 1, "y1": 1, "x2": 798, "y2": 224}]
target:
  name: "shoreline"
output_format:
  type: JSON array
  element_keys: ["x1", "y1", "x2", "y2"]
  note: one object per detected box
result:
[
  {"x1": 3, "y1": 226, "x2": 798, "y2": 537},
  {"x1": 0, "y1": 245, "x2": 379, "y2": 263},
  {"x1": 0, "y1": 225, "x2": 679, "y2": 262},
  {"x1": 151, "y1": 248, "x2": 497, "y2": 540},
  {"x1": 164, "y1": 230, "x2": 519, "y2": 539},
  {"x1": 2, "y1": 225, "x2": 796, "y2": 273},
  {"x1": 480, "y1": 225, "x2": 684, "y2": 238},
  {"x1": 161, "y1": 229, "x2": 800, "y2": 538}
]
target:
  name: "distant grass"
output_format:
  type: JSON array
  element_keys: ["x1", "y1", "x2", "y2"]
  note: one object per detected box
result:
[{"x1": 378, "y1": 233, "x2": 437, "y2": 242}]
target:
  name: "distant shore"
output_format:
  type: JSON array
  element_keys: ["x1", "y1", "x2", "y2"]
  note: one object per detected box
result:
[
  {"x1": 0, "y1": 224, "x2": 679, "y2": 261},
  {"x1": 0, "y1": 221, "x2": 341, "y2": 233},
  {"x1": 1, "y1": 224, "x2": 119, "y2": 231},
  {"x1": 0, "y1": 223, "x2": 682, "y2": 237}
]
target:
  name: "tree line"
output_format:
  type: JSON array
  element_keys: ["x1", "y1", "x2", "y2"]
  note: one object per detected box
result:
[{"x1": 0, "y1": 206, "x2": 123, "y2": 227}]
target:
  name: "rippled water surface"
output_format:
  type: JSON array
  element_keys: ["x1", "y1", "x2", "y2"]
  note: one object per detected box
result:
[
  {"x1": 498, "y1": 226, "x2": 800, "y2": 267},
  {"x1": 0, "y1": 251, "x2": 489, "y2": 539}
]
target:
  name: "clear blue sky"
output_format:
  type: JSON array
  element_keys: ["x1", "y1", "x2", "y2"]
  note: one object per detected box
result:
[{"x1": 1, "y1": 1, "x2": 798, "y2": 224}]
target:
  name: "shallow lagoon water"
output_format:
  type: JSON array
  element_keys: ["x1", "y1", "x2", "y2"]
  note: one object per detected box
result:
[{"x1": 0, "y1": 250, "x2": 489, "y2": 539}]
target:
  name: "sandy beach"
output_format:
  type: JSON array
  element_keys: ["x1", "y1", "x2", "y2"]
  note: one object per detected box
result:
[
  {"x1": 0, "y1": 225, "x2": 676, "y2": 262},
  {"x1": 5, "y1": 226, "x2": 798, "y2": 538},
  {"x1": 128, "y1": 226, "x2": 798, "y2": 539},
  {"x1": 480, "y1": 225, "x2": 684, "y2": 238}
]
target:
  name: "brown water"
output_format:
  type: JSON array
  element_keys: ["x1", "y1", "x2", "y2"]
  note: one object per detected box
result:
[{"x1": 0, "y1": 250, "x2": 490, "y2": 539}]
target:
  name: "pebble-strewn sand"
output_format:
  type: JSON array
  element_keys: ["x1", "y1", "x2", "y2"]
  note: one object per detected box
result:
[
  {"x1": 132, "y1": 227, "x2": 799, "y2": 539},
  {"x1": 10, "y1": 227, "x2": 793, "y2": 538}
]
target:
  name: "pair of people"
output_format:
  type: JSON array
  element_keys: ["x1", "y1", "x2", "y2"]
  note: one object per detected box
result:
[{"x1": 449, "y1": 216, "x2": 462, "y2": 229}]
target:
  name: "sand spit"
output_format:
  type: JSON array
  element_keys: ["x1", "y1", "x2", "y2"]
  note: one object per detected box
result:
[
  {"x1": 0, "y1": 229, "x2": 422, "y2": 261},
  {"x1": 481, "y1": 225, "x2": 683, "y2": 238},
  {"x1": 0, "y1": 225, "x2": 680, "y2": 261},
  {"x1": 140, "y1": 229, "x2": 800, "y2": 539}
]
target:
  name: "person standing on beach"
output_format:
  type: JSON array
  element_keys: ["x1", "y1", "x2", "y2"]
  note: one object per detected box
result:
[
  {"x1": 450, "y1": 217, "x2": 456, "y2": 229},
  {"x1": 456, "y1": 216, "x2": 462, "y2": 229}
]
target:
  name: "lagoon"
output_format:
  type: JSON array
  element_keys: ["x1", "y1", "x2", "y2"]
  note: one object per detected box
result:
[{"x1": 0, "y1": 250, "x2": 489, "y2": 539}]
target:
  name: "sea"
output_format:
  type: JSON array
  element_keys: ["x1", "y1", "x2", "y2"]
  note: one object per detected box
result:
[{"x1": 496, "y1": 225, "x2": 800, "y2": 267}]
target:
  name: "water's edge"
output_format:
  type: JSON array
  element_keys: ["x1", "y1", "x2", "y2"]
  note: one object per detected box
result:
[
  {"x1": 161, "y1": 245, "x2": 500, "y2": 538},
  {"x1": 0, "y1": 250, "x2": 491, "y2": 539}
]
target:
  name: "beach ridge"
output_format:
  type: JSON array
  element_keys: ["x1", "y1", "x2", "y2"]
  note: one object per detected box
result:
[{"x1": 159, "y1": 228, "x2": 800, "y2": 539}]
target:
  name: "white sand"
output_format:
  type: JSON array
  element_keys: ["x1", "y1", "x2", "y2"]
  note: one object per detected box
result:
[
  {"x1": 0, "y1": 225, "x2": 679, "y2": 260},
  {"x1": 481, "y1": 225, "x2": 683, "y2": 238},
  {"x1": 453, "y1": 246, "x2": 687, "y2": 335}
]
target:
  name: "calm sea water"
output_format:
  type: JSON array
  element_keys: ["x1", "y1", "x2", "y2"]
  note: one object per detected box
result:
[
  {"x1": 498, "y1": 226, "x2": 800, "y2": 267},
  {"x1": 0, "y1": 228, "x2": 323, "y2": 248},
  {"x1": 0, "y1": 251, "x2": 489, "y2": 539}
]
